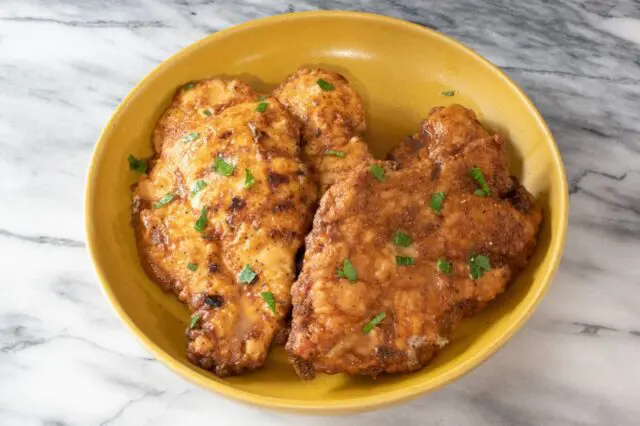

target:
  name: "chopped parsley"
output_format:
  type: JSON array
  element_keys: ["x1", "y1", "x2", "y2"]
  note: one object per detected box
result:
[
  {"x1": 316, "y1": 78, "x2": 335, "y2": 91},
  {"x1": 261, "y1": 291, "x2": 277, "y2": 314},
  {"x1": 325, "y1": 150, "x2": 346, "y2": 158},
  {"x1": 189, "y1": 313, "x2": 200, "y2": 329},
  {"x1": 191, "y1": 179, "x2": 207, "y2": 196},
  {"x1": 430, "y1": 192, "x2": 445, "y2": 213},
  {"x1": 363, "y1": 312, "x2": 386, "y2": 334},
  {"x1": 370, "y1": 164, "x2": 386, "y2": 182},
  {"x1": 215, "y1": 157, "x2": 235, "y2": 176},
  {"x1": 183, "y1": 81, "x2": 195, "y2": 91},
  {"x1": 238, "y1": 264, "x2": 257, "y2": 284},
  {"x1": 128, "y1": 154, "x2": 147, "y2": 174},
  {"x1": 201, "y1": 109, "x2": 212, "y2": 117},
  {"x1": 256, "y1": 102, "x2": 268, "y2": 112},
  {"x1": 194, "y1": 206, "x2": 207, "y2": 233},
  {"x1": 182, "y1": 131, "x2": 199, "y2": 143},
  {"x1": 441, "y1": 90, "x2": 455, "y2": 97},
  {"x1": 437, "y1": 258, "x2": 453, "y2": 274},
  {"x1": 244, "y1": 169, "x2": 255, "y2": 189},
  {"x1": 470, "y1": 167, "x2": 490, "y2": 196},
  {"x1": 468, "y1": 253, "x2": 491, "y2": 279},
  {"x1": 153, "y1": 193, "x2": 174, "y2": 209},
  {"x1": 393, "y1": 231, "x2": 412, "y2": 247},
  {"x1": 336, "y1": 259, "x2": 357, "y2": 283},
  {"x1": 396, "y1": 256, "x2": 416, "y2": 266},
  {"x1": 187, "y1": 263, "x2": 198, "y2": 272}
]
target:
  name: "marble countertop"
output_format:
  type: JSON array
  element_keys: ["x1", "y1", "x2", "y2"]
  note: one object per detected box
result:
[{"x1": 1, "y1": 0, "x2": 639, "y2": 424}]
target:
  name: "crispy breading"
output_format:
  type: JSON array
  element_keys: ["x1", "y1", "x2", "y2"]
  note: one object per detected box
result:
[
  {"x1": 287, "y1": 105, "x2": 541, "y2": 378},
  {"x1": 274, "y1": 68, "x2": 372, "y2": 194},
  {"x1": 133, "y1": 80, "x2": 316, "y2": 375}
]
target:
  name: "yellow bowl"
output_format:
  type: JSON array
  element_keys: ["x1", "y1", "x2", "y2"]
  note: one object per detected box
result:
[{"x1": 86, "y1": 11, "x2": 568, "y2": 414}]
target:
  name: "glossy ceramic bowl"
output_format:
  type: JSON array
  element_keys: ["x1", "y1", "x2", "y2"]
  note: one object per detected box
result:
[{"x1": 86, "y1": 11, "x2": 568, "y2": 414}]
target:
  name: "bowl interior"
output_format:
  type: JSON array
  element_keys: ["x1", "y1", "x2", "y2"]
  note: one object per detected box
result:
[{"x1": 86, "y1": 12, "x2": 567, "y2": 413}]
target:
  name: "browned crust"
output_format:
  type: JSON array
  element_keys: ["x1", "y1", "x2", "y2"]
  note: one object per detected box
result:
[
  {"x1": 274, "y1": 68, "x2": 372, "y2": 194},
  {"x1": 132, "y1": 80, "x2": 317, "y2": 376},
  {"x1": 286, "y1": 104, "x2": 542, "y2": 378}
]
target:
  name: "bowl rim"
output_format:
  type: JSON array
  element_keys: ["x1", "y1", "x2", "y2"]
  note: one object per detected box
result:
[{"x1": 85, "y1": 10, "x2": 569, "y2": 413}]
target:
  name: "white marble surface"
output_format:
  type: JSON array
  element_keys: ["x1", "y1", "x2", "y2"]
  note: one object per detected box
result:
[{"x1": 1, "y1": 1, "x2": 639, "y2": 424}]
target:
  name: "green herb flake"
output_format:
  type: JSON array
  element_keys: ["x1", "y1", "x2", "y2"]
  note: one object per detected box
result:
[
  {"x1": 468, "y1": 253, "x2": 491, "y2": 279},
  {"x1": 182, "y1": 132, "x2": 199, "y2": 143},
  {"x1": 189, "y1": 313, "x2": 200, "y2": 329},
  {"x1": 362, "y1": 312, "x2": 386, "y2": 334},
  {"x1": 393, "y1": 231, "x2": 412, "y2": 247},
  {"x1": 215, "y1": 157, "x2": 235, "y2": 176},
  {"x1": 261, "y1": 291, "x2": 277, "y2": 314},
  {"x1": 370, "y1": 164, "x2": 386, "y2": 182},
  {"x1": 441, "y1": 90, "x2": 455, "y2": 97},
  {"x1": 244, "y1": 169, "x2": 255, "y2": 189},
  {"x1": 187, "y1": 263, "x2": 198, "y2": 272},
  {"x1": 128, "y1": 154, "x2": 147, "y2": 174},
  {"x1": 153, "y1": 193, "x2": 174, "y2": 209},
  {"x1": 194, "y1": 206, "x2": 207, "y2": 233},
  {"x1": 430, "y1": 192, "x2": 446, "y2": 213},
  {"x1": 437, "y1": 258, "x2": 453, "y2": 274},
  {"x1": 336, "y1": 259, "x2": 357, "y2": 283},
  {"x1": 396, "y1": 256, "x2": 416, "y2": 266},
  {"x1": 191, "y1": 179, "x2": 208, "y2": 196},
  {"x1": 316, "y1": 78, "x2": 335, "y2": 92},
  {"x1": 183, "y1": 81, "x2": 196, "y2": 91},
  {"x1": 470, "y1": 167, "x2": 491, "y2": 197},
  {"x1": 238, "y1": 264, "x2": 257, "y2": 284},
  {"x1": 202, "y1": 109, "x2": 212, "y2": 117},
  {"x1": 256, "y1": 102, "x2": 268, "y2": 113},
  {"x1": 325, "y1": 150, "x2": 346, "y2": 158}
]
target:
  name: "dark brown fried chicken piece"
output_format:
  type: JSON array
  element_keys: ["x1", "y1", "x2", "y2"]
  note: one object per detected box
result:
[{"x1": 286, "y1": 104, "x2": 541, "y2": 378}]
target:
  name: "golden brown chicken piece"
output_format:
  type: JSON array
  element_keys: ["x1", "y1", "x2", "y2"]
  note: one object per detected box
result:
[
  {"x1": 389, "y1": 104, "x2": 489, "y2": 166},
  {"x1": 389, "y1": 104, "x2": 517, "y2": 197},
  {"x1": 287, "y1": 105, "x2": 541, "y2": 378},
  {"x1": 133, "y1": 79, "x2": 316, "y2": 375},
  {"x1": 152, "y1": 79, "x2": 257, "y2": 153},
  {"x1": 274, "y1": 68, "x2": 372, "y2": 194}
]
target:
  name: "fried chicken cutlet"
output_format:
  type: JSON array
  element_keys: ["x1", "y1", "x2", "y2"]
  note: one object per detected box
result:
[
  {"x1": 286, "y1": 104, "x2": 541, "y2": 378},
  {"x1": 133, "y1": 79, "x2": 316, "y2": 375},
  {"x1": 274, "y1": 68, "x2": 372, "y2": 194}
]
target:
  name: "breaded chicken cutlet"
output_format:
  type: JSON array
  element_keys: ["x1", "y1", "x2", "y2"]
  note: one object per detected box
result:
[
  {"x1": 132, "y1": 79, "x2": 317, "y2": 376},
  {"x1": 274, "y1": 68, "x2": 373, "y2": 194},
  {"x1": 286, "y1": 104, "x2": 542, "y2": 378}
]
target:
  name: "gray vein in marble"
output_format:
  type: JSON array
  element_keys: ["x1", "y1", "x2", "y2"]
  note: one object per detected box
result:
[
  {"x1": 501, "y1": 65, "x2": 640, "y2": 85},
  {"x1": 0, "y1": 333, "x2": 154, "y2": 361},
  {"x1": 0, "y1": 229, "x2": 85, "y2": 248},
  {"x1": 572, "y1": 321, "x2": 640, "y2": 337},
  {"x1": 0, "y1": 17, "x2": 169, "y2": 29},
  {"x1": 569, "y1": 169, "x2": 628, "y2": 194},
  {"x1": 575, "y1": 322, "x2": 618, "y2": 336},
  {"x1": 98, "y1": 366, "x2": 168, "y2": 424},
  {"x1": 99, "y1": 392, "x2": 159, "y2": 426}
]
